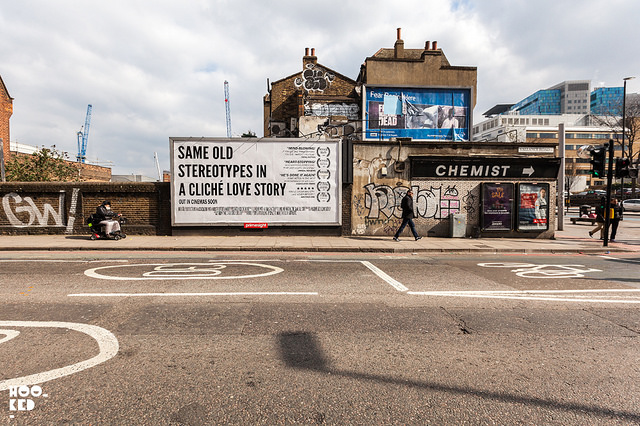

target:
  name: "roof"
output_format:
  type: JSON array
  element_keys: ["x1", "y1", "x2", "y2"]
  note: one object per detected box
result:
[
  {"x1": 483, "y1": 104, "x2": 515, "y2": 117},
  {"x1": 0, "y1": 75, "x2": 13, "y2": 100}
]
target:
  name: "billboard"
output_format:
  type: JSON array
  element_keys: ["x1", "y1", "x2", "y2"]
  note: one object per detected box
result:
[
  {"x1": 363, "y1": 86, "x2": 471, "y2": 141},
  {"x1": 481, "y1": 183, "x2": 514, "y2": 231},
  {"x1": 170, "y1": 138, "x2": 341, "y2": 226},
  {"x1": 517, "y1": 183, "x2": 549, "y2": 231}
]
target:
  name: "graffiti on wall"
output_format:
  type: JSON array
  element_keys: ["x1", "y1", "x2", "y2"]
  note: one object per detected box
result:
[
  {"x1": 2, "y1": 192, "x2": 65, "y2": 227},
  {"x1": 363, "y1": 183, "x2": 469, "y2": 220},
  {"x1": 305, "y1": 102, "x2": 359, "y2": 120},
  {"x1": 2, "y1": 189, "x2": 80, "y2": 233},
  {"x1": 294, "y1": 64, "x2": 335, "y2": 92}
]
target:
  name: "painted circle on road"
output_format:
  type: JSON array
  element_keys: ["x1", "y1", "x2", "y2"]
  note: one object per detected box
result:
[
  {"x1": 0, "y1": 321, "x2": 119, "y2": 391},
  {"x1": 85, "y1": 262, "x2": 284, "y2": 281}
]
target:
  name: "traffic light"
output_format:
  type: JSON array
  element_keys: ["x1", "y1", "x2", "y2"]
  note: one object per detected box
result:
[
  {"x1": 615, "y1": 158, "x2": 631, "y2": 178},
  {"x1": 590, "y1": 146, "x2": 607, "y2": 177}
]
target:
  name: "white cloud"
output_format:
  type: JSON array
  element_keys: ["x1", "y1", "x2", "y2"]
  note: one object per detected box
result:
[{"x1": 2, "y1": 0, "x2": 640, "y2": 176}]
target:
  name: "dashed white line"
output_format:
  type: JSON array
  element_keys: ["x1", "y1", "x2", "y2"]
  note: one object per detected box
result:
[{"x1": 360, "y1": 261, "x2": 408, "y2": 292}]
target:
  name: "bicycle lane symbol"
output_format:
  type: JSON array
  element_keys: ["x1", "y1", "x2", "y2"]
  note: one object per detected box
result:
[{"x1": 477, "y1": 263, "x2": 602, "y2": 279}]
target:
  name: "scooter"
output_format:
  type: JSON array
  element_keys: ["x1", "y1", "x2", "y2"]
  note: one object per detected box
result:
[{"x1": 87, "y1": 214, "x2": 128, "y2": 240}]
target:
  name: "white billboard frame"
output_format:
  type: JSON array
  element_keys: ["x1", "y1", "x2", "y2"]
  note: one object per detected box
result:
[{"x1": 170, "y1": 137, "x2": 342, "y2": 227}]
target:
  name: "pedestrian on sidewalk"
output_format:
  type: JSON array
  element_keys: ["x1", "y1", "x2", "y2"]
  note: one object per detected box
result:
[
  {"x1": 609, "y1": 198, "x2": 623, "y2": 242},
  {"x1": 589, "y1": 197, "x2": 605, "y2": 239},
  {"x1": 393, "y1": 189, "x2": 422, "y2": 241}
]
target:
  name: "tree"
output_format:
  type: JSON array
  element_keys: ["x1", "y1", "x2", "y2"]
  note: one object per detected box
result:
[
  {"x1": 592, "y1": 95, "x2": 640, "y2": 196},
  {"x1": 5, "y1": 146, "x2": 79, "y2": 182}
]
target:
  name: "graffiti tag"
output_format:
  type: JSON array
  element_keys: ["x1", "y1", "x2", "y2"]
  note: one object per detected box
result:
[
  {"x1": 363, "y1": 184, "x2": 462, "y2": 220},
  {"x1": 2, "y1": 192, "x2": 65, "y2": 228}
]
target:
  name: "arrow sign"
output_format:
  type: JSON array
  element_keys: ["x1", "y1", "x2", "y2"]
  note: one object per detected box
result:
[{"x1": 522, "y1": 167, "x2": 535, "y2": 176}]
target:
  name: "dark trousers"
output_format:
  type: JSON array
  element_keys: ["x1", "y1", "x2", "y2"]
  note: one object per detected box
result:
[
  {"x1": 394, "y1": 217, "x2": 419, "y2": 239},
  {"x1": 610, "y1": 219, "x2": 620, "y2": 239}
]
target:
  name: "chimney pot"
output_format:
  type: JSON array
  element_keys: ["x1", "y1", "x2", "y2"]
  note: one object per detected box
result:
[
  {"x1": 432, "y1": 41, "x2": 438, "y2": 50},
  {"x1": 397, "y1": 28, "x2": 402, "y2": 40},
  {"x1": 311, "y1": 48, "x2": 315, "y2": 56},
  {"x1": 305, "y1": 47, "x2": 309, "y2": 56},
  {"x1": 425, "y1": 41, "x2": 431, "y2": 50}
]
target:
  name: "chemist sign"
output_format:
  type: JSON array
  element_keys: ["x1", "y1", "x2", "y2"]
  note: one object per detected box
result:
[{"x1": 170, "y1": 138, "x2": 341, "y2": 226}]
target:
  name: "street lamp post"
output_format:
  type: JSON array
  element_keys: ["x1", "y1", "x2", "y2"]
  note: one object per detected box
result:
[{"x1": 621, "y1": 76, "x2": 636, "y2": 202}]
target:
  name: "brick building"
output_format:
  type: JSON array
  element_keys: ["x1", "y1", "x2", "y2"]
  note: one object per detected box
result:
[
  {"x1": 263, "y1": 48, "x2": 359, "y2": 139},
  {"x1": 264, "y1": 29, "x2": 560, "y2": 238},
  {"x1": 0, "y1": 75, "x2": 13, "y2": 165}
]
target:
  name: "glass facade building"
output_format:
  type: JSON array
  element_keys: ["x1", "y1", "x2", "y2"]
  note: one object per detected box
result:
[
  {"x1": 590, "y1": 87, "x2": 623, "y2": 115},
  {"x1": 511, "y1": 89, "x2": 561, "y2": 115}
]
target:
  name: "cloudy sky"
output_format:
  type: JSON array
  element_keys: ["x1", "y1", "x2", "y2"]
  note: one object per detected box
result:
[{"x1": 2, "y1": 0, "x2": 640, "y2": 177}]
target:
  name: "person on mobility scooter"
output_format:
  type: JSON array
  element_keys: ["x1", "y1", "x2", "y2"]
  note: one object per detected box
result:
[{"x1": 87, "y1": 200, "x2": 127, "y2": 240}]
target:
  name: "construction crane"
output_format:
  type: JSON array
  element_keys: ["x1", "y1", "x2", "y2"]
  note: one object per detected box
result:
[
  {"x1": 76, "y1": 104, "x2": 92, "y2": 163},
  {"x1": 224, "y1": 81, "x2": 232, "y2": 138}
]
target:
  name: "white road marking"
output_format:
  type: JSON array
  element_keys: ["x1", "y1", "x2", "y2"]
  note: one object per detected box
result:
[
  {"x1": 0, "y1": 329, "x2": 20, "y2": 344},
  {"x1": 68, "y1": 292, "x2": 318, "y2": 297},
  {"x1": 0, "y1": 321, "x2": 119, "y2": 391},
  {"x1": 477, "y1": 262, "x2": 602, "y2": 278},
  {"x1": 407, "y1": 289, "x2": 640, "y2": 304},
  {"x1": 599, "y1": 255, "x2": 640, "y2": 264},
  {"x1": 360, "y1": 261, "x2": 408, "y2": 292},
  {"x1": 84, "y1": 262, "x2": 284, "y2": 280}
]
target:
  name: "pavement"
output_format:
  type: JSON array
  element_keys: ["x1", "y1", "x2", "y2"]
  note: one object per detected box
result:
[{"x1": 1, "y1": 214, "x2": 639, "y2": 254}]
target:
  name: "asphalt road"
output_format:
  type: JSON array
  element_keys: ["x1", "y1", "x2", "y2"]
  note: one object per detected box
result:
[{"x1": 1, "y1": 252, "x2": 640, "y2": 425}]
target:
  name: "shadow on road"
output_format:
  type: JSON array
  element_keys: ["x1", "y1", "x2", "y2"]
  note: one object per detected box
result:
[{"x1": 278, "y1": 331, "x2": 639, "y2": 422}]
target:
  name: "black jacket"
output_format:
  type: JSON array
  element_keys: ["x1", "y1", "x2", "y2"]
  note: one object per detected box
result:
[
  {"x1": 400, "y1": 193, "x2": 414, "y2": 219},
  {"x1": 95, "y1": 205, "x2": 117, "y2": 222}
]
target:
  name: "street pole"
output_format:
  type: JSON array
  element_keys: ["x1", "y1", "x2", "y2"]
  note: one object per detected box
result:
[
  {"x1": 603, "y1": 140, "x2": 615, "y2": 247},
  {"x1": 621, "y1": 79, "x2": 627, "y2": 203},
  {"x1": 557, "y1": 123, "x2": 565, "y2": 230},
  {"x1": 621, "y1": 76, "x2": 636, "y2": 204}
]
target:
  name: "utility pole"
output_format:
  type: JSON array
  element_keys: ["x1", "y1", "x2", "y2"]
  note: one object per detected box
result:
[
  {"x1": 557, "y1": 123, "x2": 565, "y2": 230},
  {"x1": 603, "y1": 140, "x2": 615, "y2": 247}
]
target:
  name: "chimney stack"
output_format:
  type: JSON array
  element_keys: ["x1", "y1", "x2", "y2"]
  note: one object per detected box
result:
[
  {"x1": 394, "y1": 27, "x2": 404, "y2": 58},
  {"x1": 304, "y1": 47, "x2": 317, "y2": 65}
]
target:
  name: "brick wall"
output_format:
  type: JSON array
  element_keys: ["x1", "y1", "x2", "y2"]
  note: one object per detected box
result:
[
  {"x1": 0, "y1": 76, "x2": 12, "y2": 165},
  {"x1": 0, "y1": 182, "x2": 170, "y2": 235}
]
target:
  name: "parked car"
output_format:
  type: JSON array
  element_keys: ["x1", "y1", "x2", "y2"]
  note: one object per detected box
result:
[{"x1": 622, "y1": 199, "x2": 640, "y2": 212}]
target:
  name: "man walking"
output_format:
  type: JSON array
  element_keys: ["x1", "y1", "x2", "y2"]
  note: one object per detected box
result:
[{"x1": 393, "y1": 189, "x2": 422, "y2": 241}]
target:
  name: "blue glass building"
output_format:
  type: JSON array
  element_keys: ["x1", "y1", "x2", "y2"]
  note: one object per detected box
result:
[
  {"x1": 511, "y1": 89, "x2": 561, "y2": 115},
  {"x1": 590, "y1": 87, "x2": 623, "y2": 115}
]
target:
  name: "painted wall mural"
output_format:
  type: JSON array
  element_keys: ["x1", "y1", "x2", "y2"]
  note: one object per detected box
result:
[{"x1": 294, "y1": 64, "x2": 335, "y2": 93}]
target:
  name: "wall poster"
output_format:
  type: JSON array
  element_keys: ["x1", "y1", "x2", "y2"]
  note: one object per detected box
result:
[
  {"x1": 517, "y1": 183, "x2": 549, "y2": 231},
  {"x1": 481, "y1": 183, "x2": 514, "y2": 231},
  {"x1": 170, "y1": 138, "x2": 341, "y2": 226},
  {"x1": 363, "y1": 86, "x2": 471, "y2": 141}
]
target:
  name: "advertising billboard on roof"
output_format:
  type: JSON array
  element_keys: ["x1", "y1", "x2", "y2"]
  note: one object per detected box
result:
[{"x1": 363, "y1": 86, "x2": 471, "y2": 141}]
